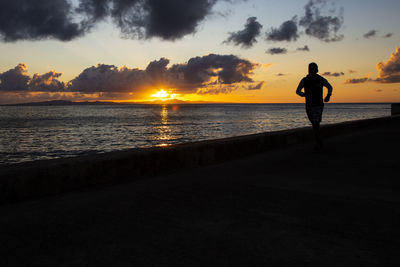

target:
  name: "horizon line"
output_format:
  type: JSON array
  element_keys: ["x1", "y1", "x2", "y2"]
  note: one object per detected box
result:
[{"x1": 1, "y1": 99, "x2": 397, "y2": 106}]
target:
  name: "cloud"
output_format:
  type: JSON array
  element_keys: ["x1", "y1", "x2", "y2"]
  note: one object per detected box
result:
[
  {"x1": 262, "y1": 63, "x2": 273, "y2": 70},
  {"x1": 277, "y1": 73, "x2": 285, "y2": 76},
  {"x1": 196, "y1": 85, "x2": 236, "y2": 95},
  {"x1": 375, "y1": 47, "x2": 400, "y2": 83},
  {"x1": 0, "y1": 0, "x2": 87, "y2": 42},
  {"x1": 224, "y1": 17, "x2": 263, "y2": 48},
  {"x1": 0, "y1": 0, "x2": 237, "y2": 42},
  {"x1": 0, "y1": 64, "x2": 66, "y2": 92},
  {"x1": 322, "y1": 71, "x2": 344, "y2": 77},
  {"x1": 110, "y1": 0, "x2": 221, "y2": 40},
  {"x1": 297, "y1": 45, "x2": 310, "y2": 51},
  {"x1": 348, "y1": 69, "x2": 357, "y2": 74},
  {"x1": 169, "y1": 54, "x2": 258, "y2": 93},
  {"x1": 79, "y1": 0, "x2": 244, "y2": 41},
  {"x1": 363, "y1": 30, "x2": 377, "y2": 39},
  {"x1": 30, "y1": 71, "x2": 66, "y2": 92},
  {"x1": 265, "y1": 18, "x2": 298, "y2": 42},
  {"x1": 363, "y1": 30, "x2": 393, "y2": 39},
  {"x1": 266, "y1": 47, "x2": 287, "y2": 55},
  {"x1": 374, "y1": 89, "x2": 383, "y2": 93},
  {"x1": 344, "y1": 48, "x2": 400, "y2": 84},
  {"x1": 0, "y1": 64, "x2": 30, "y2": 91},
  {"x1": 299, "y1": 0, "x2": 344, "y2": 42},
  {"x1": 344, "y1": 77, "x2": 371, "y2": 84},
  {"x1": 68, "y1": 64, "x2": 148, "y2": 93},
  {"x1": 76, "y1": 0, "x2": 111, "y2": 26},
  {"x1": 247, "y1": 81, "x2": 264, "y2": 90},
  {"x1": 145, "y1": 57, "x2": 170, "y2": 87}
]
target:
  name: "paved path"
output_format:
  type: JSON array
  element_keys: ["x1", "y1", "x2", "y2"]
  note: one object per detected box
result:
[{"x1": 1, "y1": 122, "x2": 399, "y2": 266}]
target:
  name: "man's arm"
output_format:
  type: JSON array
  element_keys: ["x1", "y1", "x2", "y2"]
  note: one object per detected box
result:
[
  {"x1": 323, "y1": 78, "x2": 333, "y2": 102},
  {"x1": 296, "y1": 79, "x2": 305, "y2": 97}
]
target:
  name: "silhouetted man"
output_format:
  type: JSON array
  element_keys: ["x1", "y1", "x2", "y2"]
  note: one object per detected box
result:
[{"x1": 296, "y1": 62, "x2": 333, "y2": 150}]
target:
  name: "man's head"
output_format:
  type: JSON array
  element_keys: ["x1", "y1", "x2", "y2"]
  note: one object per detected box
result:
[{"x1": 308, "y1": 62, "x2": 318, "y2": 74}]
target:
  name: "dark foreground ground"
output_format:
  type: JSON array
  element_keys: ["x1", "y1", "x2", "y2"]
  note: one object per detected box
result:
[{"x1": 0, "y1": 121, "x2": 399, "y2": 266}]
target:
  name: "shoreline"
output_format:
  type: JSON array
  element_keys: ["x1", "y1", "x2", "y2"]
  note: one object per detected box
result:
[{"x1": 1, "y1": 115, "x2": 399, "y2": 204}]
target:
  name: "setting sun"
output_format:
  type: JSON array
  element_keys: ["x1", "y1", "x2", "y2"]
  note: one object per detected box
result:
[
  {"x1": 151, "y1": 89, "x2": 169, "y2": 99},
  {"x1": 150, "y1": 89, "x2": 179, "y2": 101}
]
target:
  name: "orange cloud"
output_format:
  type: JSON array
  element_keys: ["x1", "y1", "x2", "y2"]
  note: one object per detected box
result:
[
  {"x1": 376, "y1": 47, "x2": 400, "y2": 83},
  {"x1": 344, "y1": 47, "x2": 400, "y2": 84}
]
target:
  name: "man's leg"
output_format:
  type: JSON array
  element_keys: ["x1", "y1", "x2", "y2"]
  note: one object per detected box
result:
[
  {"x1": 306, "y1": 106, "x2": 324, "y2": 150},
  {"x1": 312, "y1": 122, "x2": 323, "y2": 149}
]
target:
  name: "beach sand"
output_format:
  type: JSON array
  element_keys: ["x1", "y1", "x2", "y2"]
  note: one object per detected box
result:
[{"x1": 0, "y1": 117, "x2": 399, "y2": 266}]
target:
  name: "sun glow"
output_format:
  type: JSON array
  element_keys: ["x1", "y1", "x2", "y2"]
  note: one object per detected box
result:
[
  {"x1": 151, "y1": 89, "x2": 169, "y2": 99},
  {"x1": 151, "y1": 89, "x2": 179, "y2": 101}
]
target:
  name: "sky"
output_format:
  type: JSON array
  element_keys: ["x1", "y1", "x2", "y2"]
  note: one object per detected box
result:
[{"x1": 0, "y1": 0, "x2": 399, "y2": 104}]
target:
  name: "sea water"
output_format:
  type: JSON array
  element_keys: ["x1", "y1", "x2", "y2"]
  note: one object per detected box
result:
[{"x1": 0, "y1": 103, "x2": 390, "y2": 165}]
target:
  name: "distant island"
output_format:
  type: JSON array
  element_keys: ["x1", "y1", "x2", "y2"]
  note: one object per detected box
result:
[{"x1": 3, "y1": 100, "x2": 119, "y2": 106}]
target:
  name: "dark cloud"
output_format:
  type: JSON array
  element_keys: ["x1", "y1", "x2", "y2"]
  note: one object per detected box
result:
[
  {"x1": 344, "y1": 77, "x2": 371, "y2": 84},
  {"x1": 224, "y1": 17, "x2": 263, "y2": 48},
  {"x1": 68, "y1": 64, "x2": 148, "y2": 93},
  {"x1": 196, "y1": 86, "x2": 236, "y2": 95},
  {"x1": 76, "y1": 0, "x2": 110, "y2": 26},
  {"x1": 247, "y1": 81, "x2": 264, "y2": 90},
  {"x1": 299, "y1": 0, "x2": 344, "y2": 42},
  {"x1": 145, "y1": 58, "x2": 170, "y2": 84},
  {"x1": 112, "y1": 0, "x2": 219, "y2": 40},
  {"x1": 0, "y1": 64, "x2": 30, "y2": 91},
  {"x1": 363, "y1": 30, "x2": 394, "y2": 39},
  {"x1": 349, "y1": 69, "x2": 357, "y2": 74},
  {"x1": 363, "y1": 30, "x2": 377, "y2": 39},
  {"x1": 297, "y1": 45, "x2": 310, "y2": 51},
  {"x1": 376, "y1": 47, "x2": 400, "y2": 83},
  {"x1": 266, "y1": 48, "x2": 287, "y2": 55},
  {"x1": 80, "y1": 0, "x2": 246, "y2": 41},
  {"x1": 374, "y1": 89, "x2": 383, "y2": 92},
  {"x1": 0, "y1": 0, "x2": 87, "y2": 42},
  {"x1": 0, "y1": 0, "x2": 236, "y2": 42},
  {"x1": 170, "y1": 54, "x2": 258, "y2": 93},
  {"x1": 277, "y1": 73, "x2": 285, "y2": 76},
  {"x1": 265, "y1": 18, "x2": 298, "y2": 42},
  {"x1": 0, "y1": 64, "x2": 66, "y2": 92},
  {"x1": 322, "y1": 71, "x2": 344, "y2": 77}
]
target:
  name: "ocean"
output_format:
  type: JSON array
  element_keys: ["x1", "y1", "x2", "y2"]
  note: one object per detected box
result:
[{"x1": 0, "y1": 103, "x2": 390, "y2": 165}]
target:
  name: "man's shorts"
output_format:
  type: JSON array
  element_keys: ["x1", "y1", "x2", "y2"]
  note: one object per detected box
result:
[{"x1": 306, "y1": 105, "x2": 324, "y2": 124}]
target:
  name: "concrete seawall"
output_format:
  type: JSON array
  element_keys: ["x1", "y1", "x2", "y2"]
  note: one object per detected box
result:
[
  {"x1": 1, "y1": 115, "x2": 399, "y2": 205},
  {"x1": 392, "y1": 103, "x2": 400, "y2": 115}
]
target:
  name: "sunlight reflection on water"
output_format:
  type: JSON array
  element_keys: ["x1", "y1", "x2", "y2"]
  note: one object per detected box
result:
[{"x1": 0, "y1": 103, "x2": 390, "y2": 164}]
